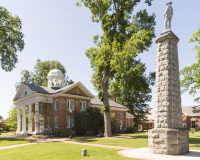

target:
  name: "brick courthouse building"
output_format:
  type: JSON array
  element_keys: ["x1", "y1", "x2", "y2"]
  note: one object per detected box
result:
[{"x1": 13, "y1": 69, "x2": 133, "y2": 135}]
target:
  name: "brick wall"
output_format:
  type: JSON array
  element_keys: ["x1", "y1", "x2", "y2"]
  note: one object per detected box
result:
[{"x1": 182, "y1": 115, "x2": 200, "y2": 131}]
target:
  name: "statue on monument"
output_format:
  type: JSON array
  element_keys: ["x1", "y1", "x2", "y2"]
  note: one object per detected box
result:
[{"x1": 164, "y1": 1, "x2": 173, "y2": 30}]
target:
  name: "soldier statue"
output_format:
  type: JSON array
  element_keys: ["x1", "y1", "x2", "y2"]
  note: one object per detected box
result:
[{"x1": 164, "y1": 1, "x2": 173, "y2": 30}]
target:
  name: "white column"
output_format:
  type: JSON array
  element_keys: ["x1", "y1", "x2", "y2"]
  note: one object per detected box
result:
[
  {"x1": 16, "y1": 106, "x2": 21, "y2": 134},
  {"x1": 22, "y1": 106, "x2": 27, "y2": 133},
  {"x1": 34, "y1": 102, "x2": 40, "y2": 134},
  {"x1": 28, "y1": 104, "x2": 32, "y2": 133}
]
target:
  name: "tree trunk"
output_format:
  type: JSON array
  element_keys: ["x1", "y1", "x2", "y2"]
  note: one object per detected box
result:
[{"x1": 101, "y1": 81, "x2": 112, "y2": 137}]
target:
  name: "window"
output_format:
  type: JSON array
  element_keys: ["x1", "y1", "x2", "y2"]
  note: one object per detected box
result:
[
  {"x1": 67, "y1": 100, "x2": 74, "y2": 110},
  {"x1": 191, "y1": 121, "x2": 196, "y2": 129},
  {"x1": 25, "y1": 91, "x2": 27, "y2": 96},
  {"x1": 55, "y1": 101, "x2": 59, "y2": 110},
  {"x1": 55, "y1": 118, "x2": 59, "y2": 128},
  {"x1": 66, "y1": 117, "x2": 74, "y2": 128},
  {"x1": 80, "y1": 102, "x2": 86, "y2": 111},
  {"x1": 150, "y1": 123, "x2": 153, "y2": 128},
  {"x1": 120, "y1": 114, "x2": 122, "y2": 118},
  {"x1": 183, "y1": 123, "x2": 185, "y2": 128},
  {"x1": 120, "y1": 120, "x2": 123, "y2": 130},
  {"x1": 144, "y1": 123, "x2": 147, "y2": 128},
  {"x1": 128, "y1": 119, "x2": 130, "y2": 126}
]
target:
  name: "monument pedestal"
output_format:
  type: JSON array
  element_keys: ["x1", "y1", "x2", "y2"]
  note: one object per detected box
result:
[{"x1": 148, "y1": 128, "x2": 189, "y2": 155}]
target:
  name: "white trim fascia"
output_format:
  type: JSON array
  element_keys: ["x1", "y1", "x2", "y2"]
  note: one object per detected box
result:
[
  {"x1": 91, "y1": 104, "x2": 129, "y2": 111},
  {"x1": 13, "y1": 84, "x2": 34, "y2": 101},
  {"x1": 182, "y1": 111, "x2": 187, "y2": 115},
  {"x1": 53, "y1": 93, "x2": 92, "y2": 100}
]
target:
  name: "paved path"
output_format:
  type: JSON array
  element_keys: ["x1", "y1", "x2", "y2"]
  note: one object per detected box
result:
[
  {"x1": 120, "y1": 148, "x2": 200, "y2": 160},
  {"x1": 0, "y1": 138, "x2": 134, "y2": 151},
  {"x1": 64, "y1": 141, "x2": 134, "y2": 150}
]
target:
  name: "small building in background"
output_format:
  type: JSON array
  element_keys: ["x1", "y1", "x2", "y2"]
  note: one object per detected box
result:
[{"x1": 182, "y1": 105, "x2": 200, "y2": 131}]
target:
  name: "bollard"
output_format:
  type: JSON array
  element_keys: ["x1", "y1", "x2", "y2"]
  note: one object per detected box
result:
[{"x1": 82, "y1": 149, "x2": 87, "y2": 156}]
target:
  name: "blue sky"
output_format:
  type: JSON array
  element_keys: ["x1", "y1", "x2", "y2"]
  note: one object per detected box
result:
[{"x1": 0, "y1": 0, "x2": 199, "y2": 119}]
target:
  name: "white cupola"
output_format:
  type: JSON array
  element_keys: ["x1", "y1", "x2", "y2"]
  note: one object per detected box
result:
[{"x1": 47, "y1": 69, "x2": 65, "y2": 88}]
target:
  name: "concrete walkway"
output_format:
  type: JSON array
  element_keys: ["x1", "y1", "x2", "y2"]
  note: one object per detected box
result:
[{"x1": 119, "y1": 148, "x2": 200, "y2": 160}]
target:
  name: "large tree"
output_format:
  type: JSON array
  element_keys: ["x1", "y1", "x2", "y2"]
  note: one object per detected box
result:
[
  {"x1": 0, "y1": 6, "x2": 25, "y2": 71},
  {"x1": 0, "y1": 115, "x2": 3, "y2": 119},
  {"x1": 15, "y1": 59, "x2": 74, "y2": 91},
  {"x1": 110, "y1": 59, "x2": 155, "y2": 125},
  {"x1": 180, "y1": 28, "x2": 200, "y2": 102},
  {"x1": 77, "y1": 0, "x2": 155, "y2": 136}
]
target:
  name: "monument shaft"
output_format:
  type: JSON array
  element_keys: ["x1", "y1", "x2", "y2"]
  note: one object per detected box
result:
[{"x1": 155, "y1": 31, "x2": 182, "y2": 129}]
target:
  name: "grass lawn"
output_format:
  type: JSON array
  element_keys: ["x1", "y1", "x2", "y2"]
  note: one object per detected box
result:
[
  {"x1": 70, "y1": 133, "x2": 200, "y2": 150},
  {"x1": 70, "y1": 134, "x2": 148, "y2": 148},
  {"x1": 0, "y1": 132, "x2": 16, "y2": 136},
  {"x1": 0, "y1": 138, "x2": 36, "y2": 147},
  {"x1": 0, "y1": 142, "x2": 136, "y2": 160}
]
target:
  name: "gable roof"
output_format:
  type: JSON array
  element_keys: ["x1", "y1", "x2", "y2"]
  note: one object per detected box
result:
[
  {"x1": 91, "y1": 96, "x2": 128, "y2": 110},
  {"x1": 14, "y1": 82, "x2": 94, "y2": 101},
  {"x1": 182, "y1": 105, "x2": 200, "y2": 116},
  {"x1": 126, "y1": 112, "x2": 134, "y2": 118}
]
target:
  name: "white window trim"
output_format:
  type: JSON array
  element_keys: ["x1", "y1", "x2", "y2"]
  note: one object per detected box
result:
[
  {"x1": 66, "y1": 100, "x2": 74, "y2": 110},
  {"x1": 66, "y1": 117, "x2": 74, "y2": 128},
  {"x1": 128, "y1": 119, "x2": 130, "y2": 126},
  {"x1": 120, "y1": 120, "x2": 123, "y2": 130},
  {"x1": 55, "y1": 118, "x2": 59, "y2": 128},
  {"x1": 55, "y1": 101, "x2": 59, "y2": 110},
  {"x1": 80, "y1": 102, "x2": 86, "y2": 111}
]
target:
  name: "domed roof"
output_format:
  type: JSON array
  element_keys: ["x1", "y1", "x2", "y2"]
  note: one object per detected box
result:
[{"x1": 47, "y1": 69, "x2": 64, "y2": 79}]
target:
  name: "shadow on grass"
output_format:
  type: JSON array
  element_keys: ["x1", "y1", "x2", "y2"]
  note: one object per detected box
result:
[
  {"x1": 71, "y1": 138, "x2": 99, "y2": 143},
  {"x1": 189, "y1": 138, "x2": 200, "y2": 147},
  {"x1": 0, "y1": 138, "x2": 36, "y2": 143},
  {"x1": 130, "y1": 135, "x2": 148, "y2": 139}
]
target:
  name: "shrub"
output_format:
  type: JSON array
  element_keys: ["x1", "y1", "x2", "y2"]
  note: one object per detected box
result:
[
  {"x1": 73, "y1": 107, "x2": 104, "y2": 135},
  {"x1": 2, "y1": 131, "x2": 7, "y2": 133},
  {"x1": 33, "y1": 135, "x2": 48, "y2": 139},
  {"x1": 56, "y1": 128, "x2": 76, "y2": 137},
  {"x1": 190, "y1": 128, "x2": 196, "y2": 133},
  {"x1": 126, "y1": 127, "x2": 137, "y2": 133}
]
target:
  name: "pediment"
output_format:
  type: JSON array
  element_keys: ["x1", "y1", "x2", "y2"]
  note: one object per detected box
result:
[
  {"x1": 65, "y1": 86, "x2": 88, "y2": 97},
  {"x1": 13, "y1": 84, "x2": 34, "y2": 101},
  {"x1": 60, "y1": 82, "x2": 94, "y2": 98}
]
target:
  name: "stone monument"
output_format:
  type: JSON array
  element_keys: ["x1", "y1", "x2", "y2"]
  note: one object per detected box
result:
[{"x1": 148, "y1": 1, "x2": 189, "y2": 155}]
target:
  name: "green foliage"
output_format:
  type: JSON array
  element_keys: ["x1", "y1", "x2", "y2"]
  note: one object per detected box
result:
[
  {"x1": 101, "y1": 105, "x2": 109, "y2": 112},
  {"x1": 73, "y1": 107, "x2": 104, "y2": 135},
  {"x1": 0, "y1": 115, "x2": 3, "y2": 119},
  {"x1": 110, "y1": 60, "x2": 154, "y2": 124},
  {"x1": 56, "y1": 128, "x2": 76, "y2": 137},
  {"x1": 78, "y1": 0, "x2": 156, "y2": 136},
  {"x1": 0, "y1": 6, "x2": 25, "y2": 71},
  {"x1": 126, "y1": 127, "x2": 137, "y2": 133},
  {"x1": 180, "y1": 28, "x2": 200, "y2": 102},
  {"x1": 110, "y1": 113, "x2": 117, "y2": 133},
  {"x1": 190, "y1": 128, "x2": 196, "y2": 133},
  {"x1": 15, "y1": 59, "x2": 74, "y2": 91},
  {"x1": 33, "y1": 135, "x2": 48, "y2": 139},
  {"x1": 2, "y1": 131, "x2": 7, "y2": 133},
  {"x1": 5, "y1": 106, "x2": 18, "y2": 131}
]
